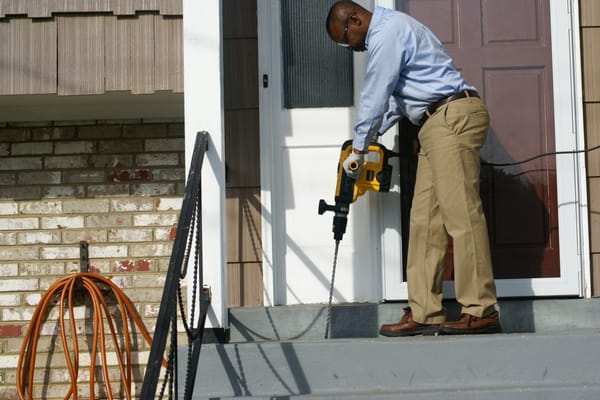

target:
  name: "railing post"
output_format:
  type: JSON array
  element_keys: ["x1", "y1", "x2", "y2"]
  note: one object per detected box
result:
[{"x1": 141, "y1": 131, "x2": 209, "y2": 399}]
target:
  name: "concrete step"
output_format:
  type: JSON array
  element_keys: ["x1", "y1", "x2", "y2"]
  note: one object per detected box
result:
[
  {"x1": 228, "y1": 298, "x2": 600, "y2": 342},
  {"x1": 181, "y1": 330, "x2": 600, "y2": 399}
]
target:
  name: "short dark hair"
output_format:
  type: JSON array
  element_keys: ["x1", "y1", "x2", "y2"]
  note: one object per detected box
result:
[{"x1": 326, "y1": 1, "x2": 364, "y2": 31}]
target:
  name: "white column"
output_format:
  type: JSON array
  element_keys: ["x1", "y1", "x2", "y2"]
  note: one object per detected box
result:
[{"x1": 183, "y1": 0, "x2": 227, "y2": 327}]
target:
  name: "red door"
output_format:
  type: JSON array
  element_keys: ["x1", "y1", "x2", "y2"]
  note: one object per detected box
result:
[{"x1": 400, "y1": 0, "x2": 559, "y2": 279}]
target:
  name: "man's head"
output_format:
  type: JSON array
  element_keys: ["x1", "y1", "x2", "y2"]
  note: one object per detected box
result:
[{"x1": 326, "y1": 1, "x2": 372, "y2": 52}]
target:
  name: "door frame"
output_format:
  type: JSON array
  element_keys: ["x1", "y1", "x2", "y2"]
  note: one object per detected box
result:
[
  {"x1": 257, "y1": 0, "x2": 589, "y2": 305},
  {"x1": 383, "y1": 0, "x2": 589, "y2": 300},
  {"x1": 258, "y1": 0, "x2": 388, "y2": 306}
]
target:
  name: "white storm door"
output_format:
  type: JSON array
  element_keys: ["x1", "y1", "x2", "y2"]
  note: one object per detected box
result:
[{"x1": 257, "y1": 0, "x2": 396, "y2": 306}]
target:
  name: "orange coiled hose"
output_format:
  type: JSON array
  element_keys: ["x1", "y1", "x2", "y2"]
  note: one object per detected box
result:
[{"x1": 16, "y1": 272, "x2": 167, "y2": 400}]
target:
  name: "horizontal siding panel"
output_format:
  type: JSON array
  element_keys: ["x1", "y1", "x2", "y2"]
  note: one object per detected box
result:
[
  {"x1": 154, "y1": 16, "x2": 183, "y2": 92},
  {"x1": 0, "y1": 0, "x2": 27, "y2": 18},
  {"x1": 105, "y1": 15, "x2": 130, "y2": 91},
  {"x1": 223, "y1": 0, "x2": 257, "y2": 39},
  {"x1": 1, "y1": 13, "x2": 182, "y2": 95},
  {"x1": 589, "y1": 178, "x2": 600, "y2": 253},
  {"x1": 130, "y1": 13, "x2": 155, "y2": 94},
  {"x1": 115, "y1": 0, "x2": 182, "y2": 15},
  {"x1": 582, "y1": 28, "x2": 600, "y2": 102},
  {"x1": 113, "y1": 0, "x2": 148, "y2": 16},
  {"x1": 0, "y1": 0, "x2": 182, "y2": 18},
  {"x1": 593, "y1": 254, "x2": 600, "y2": 297},
  {"x1": 225, "y1": 109, "x2": 260, "y2": 187},
  {"x1": 585, "y1": 103, "x2": 600, "y2": 177},
  {"x1": 0, "y1": 18, "x2": 57, "y2": 95},
  {"x1": 159, "y1": 0, "x2": 182, "y2": 15},
  {"x1": 227, "y1": 262, "x2": 263, "y2": 307},
  {"x1": 581, "y1": 0, "x2": 600, "y2": 27},
  {"x1": 0, "y1": 20, "x2": 7, "y2": 94},
  {"x1": 53, "y1": 0, "x2": 113, "y2": 13},
  {"x1": 57, "y1": 15, "x2": 105, "y2": 95},
  {"x1": 223, "y1": 38, "x2": 259, "y2": 110},
  {"x1": 0, "y1": 0, "x2": 50, "y2": 18},
  {"x1": 226, "y1": 188, "x2": 262, "y2": 262}
]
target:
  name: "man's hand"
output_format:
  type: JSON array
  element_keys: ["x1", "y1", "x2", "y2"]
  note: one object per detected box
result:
[{"x1": 343, "y1": 151, "x2": 364, "y2": 179}]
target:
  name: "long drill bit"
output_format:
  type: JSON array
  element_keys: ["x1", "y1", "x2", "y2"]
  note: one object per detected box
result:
[{"x1": 324, "y1": 239, "x2": 341, "y2": 339}]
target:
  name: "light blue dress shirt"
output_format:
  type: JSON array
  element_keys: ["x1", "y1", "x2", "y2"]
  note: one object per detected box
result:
[{"x1": 353, "y1": 7, "x2": 476, "y2": 151}]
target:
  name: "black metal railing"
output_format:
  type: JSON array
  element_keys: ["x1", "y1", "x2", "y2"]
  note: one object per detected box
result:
[{"x1": 141, "y1": 131, "x2": 211, "y2": 400}]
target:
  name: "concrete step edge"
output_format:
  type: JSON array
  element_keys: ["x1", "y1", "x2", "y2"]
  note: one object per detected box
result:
[
  {"x1": 184, "y1": 331, "x2": 600, "y2": 399},
  {"x1": 228, "y1": 299, "x2": 600, "y2": 343}
]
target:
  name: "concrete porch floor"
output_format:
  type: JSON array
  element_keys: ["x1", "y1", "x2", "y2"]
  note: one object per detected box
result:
[{"x1": 179, "y1": 299, "x2": 600, "y2": 399}]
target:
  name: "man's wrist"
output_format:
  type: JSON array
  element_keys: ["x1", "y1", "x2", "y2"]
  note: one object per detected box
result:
[{"x1": 352, "y1": 148, "x2": 367, "y2": 155}]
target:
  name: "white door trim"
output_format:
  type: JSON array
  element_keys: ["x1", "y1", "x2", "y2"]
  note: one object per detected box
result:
[
  {"x1": 257, "y1": 0, "x2": 385, "y2": 306},
  {"x1": 257, "y1": 0, "x2": 280, "y2": 306}
]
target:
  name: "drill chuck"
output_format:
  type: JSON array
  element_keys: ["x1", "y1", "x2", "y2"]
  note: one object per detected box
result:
[
  {"x1": 319, "y1": 199, "x2": 350, "y2": 241},
  {"x1": 332, "y1": 213, "x2": 348, "y2": 241}
]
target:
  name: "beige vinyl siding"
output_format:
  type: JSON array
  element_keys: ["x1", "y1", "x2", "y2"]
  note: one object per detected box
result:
[
  {"x1": 223, "y1": 0, "x2": 263, "y2": 307},
  {"x1": 0, "y1": 17, "x2": 57, "y2": 95},
  {"x1": 58, "y1": 15, "x2": 105, "y2": 95},
  {"x1": 0, "y1": 6, "x2": 182, "y2": 96},
  {"x1": 154, "y1": 16, "x2": 184, "y2": 91},
  {"x1": 581, "y1": 0, "x2": 600, "y2": 295},
  {"x1": 0, "y1": 0, "x2": 182, "y2": 18}
]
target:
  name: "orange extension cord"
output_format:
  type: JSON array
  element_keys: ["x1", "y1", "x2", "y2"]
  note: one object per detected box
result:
[{"x1": 16, "y1": 272, "x2": 166, "y2": 400}]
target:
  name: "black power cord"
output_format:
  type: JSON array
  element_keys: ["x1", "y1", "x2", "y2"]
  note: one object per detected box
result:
[{"x1": 481, "y1": 144, "x2": 600, "y2": 167}]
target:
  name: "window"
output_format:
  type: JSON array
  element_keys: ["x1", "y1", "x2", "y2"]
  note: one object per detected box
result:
[{"x1": 281, "y1": 0, "x2": 354, "y2": 108}]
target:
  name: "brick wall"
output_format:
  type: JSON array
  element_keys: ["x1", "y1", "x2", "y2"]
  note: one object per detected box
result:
[{"x1": 0, "y1": 120, "x2": 185, "y2": 398}]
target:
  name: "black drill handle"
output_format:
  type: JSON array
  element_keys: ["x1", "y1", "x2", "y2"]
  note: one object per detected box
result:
[{"x1": 318, "y1": 199, "x2": 334, "y2": 215}]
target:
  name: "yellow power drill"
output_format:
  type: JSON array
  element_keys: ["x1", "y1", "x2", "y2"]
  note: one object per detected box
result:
[{"x1": 318, "y1": 139, "x2": 400, "y2": 241}]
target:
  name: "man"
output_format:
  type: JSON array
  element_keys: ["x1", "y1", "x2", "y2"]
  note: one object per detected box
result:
[{"x1": 326, "y1": 1, "x2": 501, "y2": 336}]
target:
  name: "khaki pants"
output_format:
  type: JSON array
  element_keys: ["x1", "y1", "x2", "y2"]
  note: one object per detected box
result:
[{"x1": 407, "y1": 96, "x2": 497, "y2": 324}]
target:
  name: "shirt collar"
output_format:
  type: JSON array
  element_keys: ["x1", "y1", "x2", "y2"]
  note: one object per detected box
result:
[{"x1": 365, "y1": 6, "x2": 385, "y2": 50}]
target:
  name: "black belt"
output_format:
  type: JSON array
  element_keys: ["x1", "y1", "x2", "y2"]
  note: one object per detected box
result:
[{"x1": 421, "y1": 90, "x2": 479, "y2": 125}]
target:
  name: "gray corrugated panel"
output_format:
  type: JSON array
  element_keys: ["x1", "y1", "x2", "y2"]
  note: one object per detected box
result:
[
  {"x1": 57, "y1": 15, "x2": 105, "y2": 95},
  {"x1": 154, "y1": 16, "x2": 183, "y2": 92}
]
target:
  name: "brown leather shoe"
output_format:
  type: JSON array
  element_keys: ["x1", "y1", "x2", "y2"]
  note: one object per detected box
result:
[
  {"x1": 379, "y1": 307, "x2": 440, "y2": 337},
  {"x1": 439, "y1": 311, "x2": 502, "y2": 335}
]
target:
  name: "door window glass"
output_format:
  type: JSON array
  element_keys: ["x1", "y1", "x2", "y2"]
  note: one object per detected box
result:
[{"x1": 281, "y1": 0, "x2": 353, "y2": 108}]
